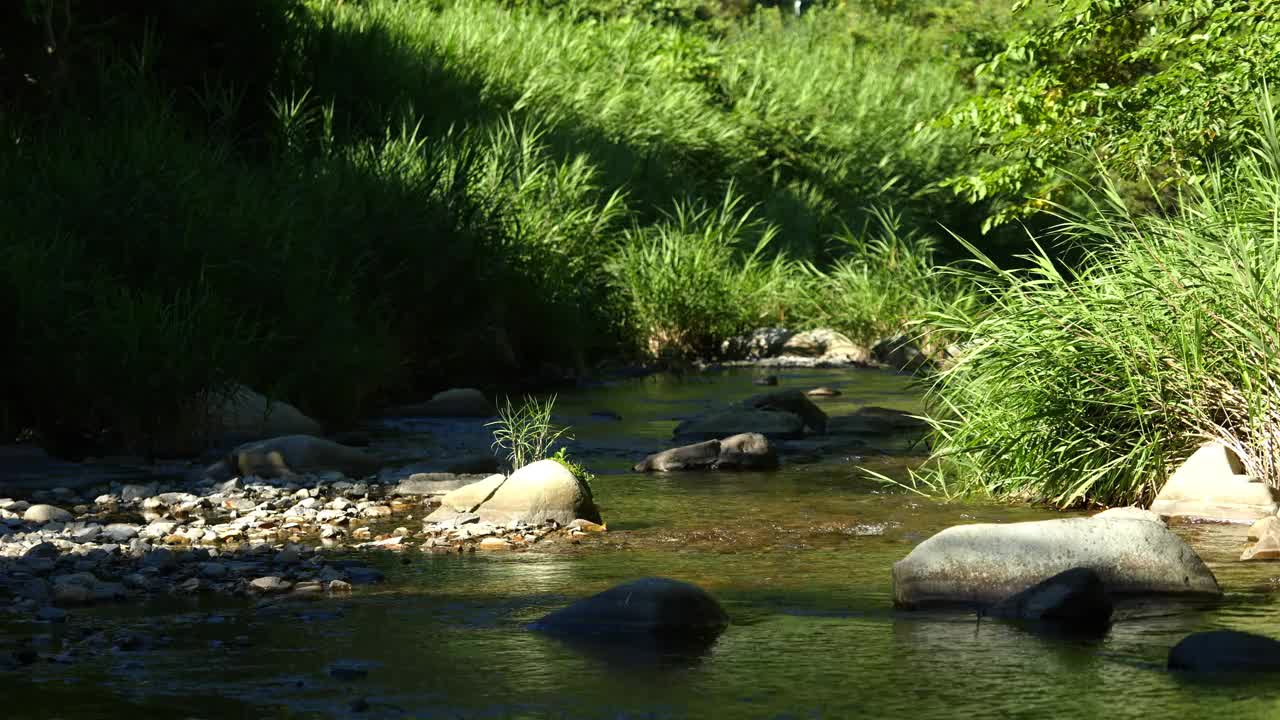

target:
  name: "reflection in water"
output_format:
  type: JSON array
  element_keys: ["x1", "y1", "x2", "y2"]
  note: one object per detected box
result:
[{"x1": 7, "y1": 368, "x2": 1280, "y2": 719}]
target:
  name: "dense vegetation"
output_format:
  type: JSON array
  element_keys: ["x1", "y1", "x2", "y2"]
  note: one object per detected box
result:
[{"x1": 4, "y1": 0, "x2": 1280, "y2": 511}]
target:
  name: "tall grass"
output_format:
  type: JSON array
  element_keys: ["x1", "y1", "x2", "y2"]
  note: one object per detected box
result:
[
  {"x1": 919, "y1": 93, "x2": 1280, "y2": 508},
  {"x1": 487, "y1": 395, "x2": 571, "y2": 470}
]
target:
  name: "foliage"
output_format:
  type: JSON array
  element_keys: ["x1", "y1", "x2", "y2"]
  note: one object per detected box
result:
[
  {"x1": 944, "y1": 0, "x2": 1280, "y2": 231},
  {"x1": 551, "y1": 446, "x2": 596, "y2": 490},
  {"x1": 487, "y1": 395, "x2": 573, "y2": 470},
  {"x1": 919, "y1": 91, "x2": 1280, "y2": 508}
]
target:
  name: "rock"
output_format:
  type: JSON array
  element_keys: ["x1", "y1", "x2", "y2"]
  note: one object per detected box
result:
[
  {"x1": 721, "y1": 328, "x2": 795, "y2": 360},
  {"x1": 395, "y1": 473, "x2": 490, "y2": 497},
  {"x1": 328, "y1": 579, "x2": 353, "y2": 592},
  {"x1": 249, "y1": 576, "x2": 292, "y2": 594},
  {"x1": 872, "y1": 334, "x2": 933, "y2": 372},
  {"x1": 986, "y1": 567, "x2": 1113, "y2": 631},
  {"x1": 1150, "y1": 442, "x2": 1277, "y2": 523},
  {"x1": 752, "y1": 375, "x2": 778, "y2": 386},
  {"x1": 1168, "y1": 630, "x2": 1280, "y2": 673},
  {"x1": 1092, "y1": 507, "x2": 1164, "y2": 524},
  {"x1": 747, "y1": 390, "x2": 827, "y2": 434},
  {"x1": 531, "y1": 577, "x2": 728, "y2": 639},
  {"x1": 23, "y1": 505, "x2": 72, "y2": 524},
  {"x1": 805, "y1": 387, "x2": 841, "y2": 397},
  {"x1": 716, "y1": 433, "x2": 778, "y2": 470},
  {"x1": 634, "y1": 440, "x2": 721, "y2": 473},
  {"x1": 36, "y1": 606, "x2": 67, "y2": 623},
  {"x1": 427, "y1": 474, "x2": 506, "y2": 517},
  {"x1": 566, "y1": 519, "x2": 607, "y2": 533},
  {"x1": 828, "y1": 406, "x2": 928, "y2": 435},
  {"x1": 674, "y1": 409, "x2": 805, "y2": 441},
  {"x1": 478, "y1": 537, "x2": 512, "y2": 550},
  {"x1": 1250, "y1": 516, "x2": 1279, "y2": 541},
  {"x1": 121, "y1": 483, "x2": 159, "y2": 503},
  {"x1": 208, "y1": 435, "x2": 382, "y2": 480},
  {"x1": 892, "y1": 517, "x2": 1221, "y2": 609},
  {"x1": 475, "y1": 460, "x2": 600, "y2": 526},
  {"x1": 407, "y1": 388, "x2": 494, "y2": 418},
  {"x1": 101, "y1": 523, "x2": 140, "y2": 543},
  {"x1": 207, "y1": 384, "x2": 323, "y2": 439},
  {"x1": 782, "y1": 329, "x2": 871, "y2": 364}
]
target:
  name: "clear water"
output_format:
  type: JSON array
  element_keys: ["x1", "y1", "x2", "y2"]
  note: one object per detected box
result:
[{"x1": 6, "y1": 367, "x2": 1280, "y2": 719}]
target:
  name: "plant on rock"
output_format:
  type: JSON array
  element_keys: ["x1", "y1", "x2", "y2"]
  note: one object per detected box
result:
[{"x1": 487, "y1": 394, "x2": 572, "y2": 470}]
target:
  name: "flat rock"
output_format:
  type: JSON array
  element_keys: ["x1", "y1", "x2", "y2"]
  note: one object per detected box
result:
[
  {"x1": 1168, "y1": 630, "x2": 1280, "y2": 673},
  {"x1": 1150, "y1": 442, "x2": 1277, "y2": 523},
  {"x1": 892, "y1": 517, "x2": 1221, "y2": 609},
  {"x1": 531, "y1": 577, "x2": 728, "y2": 639}
]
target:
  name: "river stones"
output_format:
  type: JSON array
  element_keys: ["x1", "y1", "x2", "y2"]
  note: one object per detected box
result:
[
  {"x1": 986, "y1": 567, "x2": 1113, "y2": 631},
  {"x1": 23, "y1": 505, "x2": 72, "y2": 524},
  {"x1": 207, "y1": 435, "x2": 382, "y2": 480},
  {"x1": 531, "y1": 577, "x2": 728, "y2": 639},
  {"x1": 892, "y1": 517, "x2": 1221, "y2": 609},
  {"x1": 406, "y1": 388, "x2": 495, "y2": 418},
  {"x1": 1150, "y1": 442, "x2": 1278, "y2": 523},
  {"x1": 634, "y1": 440, "x2": 721, "y2": 472},
  {"x1": 1168, "y1": 630, "x2": 1280, "y2": 673}
]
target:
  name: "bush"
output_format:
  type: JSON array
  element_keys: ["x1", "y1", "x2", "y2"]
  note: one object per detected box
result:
[{"x1": 920, "y1": 92, "x2": 1280, "y2": 508}]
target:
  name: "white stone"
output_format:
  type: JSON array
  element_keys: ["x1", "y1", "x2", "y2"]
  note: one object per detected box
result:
[{"x1": 1150, "y1": 442, "x2": 1277, "y2": 523}]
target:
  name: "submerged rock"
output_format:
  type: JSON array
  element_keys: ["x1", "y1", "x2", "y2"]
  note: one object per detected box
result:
[
  {"x1": 1150, "y1": 442, "x2": 1278, "y2": 523},
  {"x1": 1168, "y1": 630, "x2": 1280, "y2": 673},
  {"x1": 531, "y1": 577, "x2": 728, "y2": 639},
  {"x1": 747, "y1": 390, "x2": 827, "y2": 434},
  {"x1": 674, "y1": 409, "x2": 805, "y2": 441},
  {"x1": 986, "y1": 567, "x2": 1112, "y2": 631},
  {"x1": 634, "y1": 440, "x2": 721, "y2": 473},
  {"x1": 892, "y1": 517, "x2": 1221, "y2": 609},
  {"x1": 634, "y1": 433, "x2": 778, "y2": 472},
  {"x1": 406, "y1": 388, "x2": 495, "y2": 418},
  {"x1": 207, "y1": 435, "x2": 382, "y2": 480}
]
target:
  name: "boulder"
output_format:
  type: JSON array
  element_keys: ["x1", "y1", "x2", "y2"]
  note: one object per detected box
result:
[
  {"x1": 23, "y1": 505, "x2": 72, "y2": 524},
  {"x1": 746, "y1": 390, "x2": 827, "y2": 434},
  {"x1": 1168, "y1": 630, "x2": 1280, "y2": 673},
  {"x1": 208, "y1": 384, "x2": 323, "y2": 439},
  {"x1": 674, "y1": 409, "x2": 805, "y2": 441},
  {"x1": 1092, "y1": 506, "x2": 1164, "y2": 524},
  {"x1": 986, "y1": 567, "x2": 1113, "y2": 631},
  {"x1": 634, "y1": 440, "x2": 721, "y2": 473},
  {"x1": 872, "y1": 334, "x2": 933, "y2": 373},
  {"x1": 475, "y1": 460, "x2": 600, "y2": 526},
  {"x1": 530, "y1": 577, "x2": 728, "y2": 639},
  {"x1": 828, "y1": 406, "x2": 928, "y2": 435},
  {"x1": 1249, "y1": 515, "x2": 1278, "y2": 541},
  {"x1": 1150, "y1": 442, "x2": 1278, "y2": 523},
  {"x1": 782, "y1": 329, "x2": 871, "y2": 364},
  {"x1": 206, "y1": 435, "x2": 382, "y2": 480},
  {"x1": 892, "y1": 517, "x2": 1221, "y2": 609},
  {"x1": 721, "y1": 328, "x2": 794, "y2": 360},
  {"x1": 407, "y1": 388, "x2": 495, "y2": 418},
  {"x1": 426, "y1": 474, "x2": 506, "y2": 515},
  {"x1": 1241, "y1": 520, "x2": 1280, "y2": 561},
  {"x1": 717, "y1": 433, "x2": 778, "y2": 470}
]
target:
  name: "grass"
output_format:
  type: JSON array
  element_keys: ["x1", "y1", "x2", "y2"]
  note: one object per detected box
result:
[
  {"x1": 915, "y1": 92, "x2": 1280, "y2": 508},
  {"x1": 487, "y1": 395, "x2": 572, "y2": 470}
]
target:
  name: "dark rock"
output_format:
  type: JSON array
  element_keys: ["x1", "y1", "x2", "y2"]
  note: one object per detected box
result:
[
  {"x1": 1169, "y1": 630, "x2": 1280, "y2": 673},
  {"x1": 634, "y1": 440, "x2": 721, "y2": 473},
  {"x1": 531, "y1": 577, "x2": 728, "y2": 640},
  {"x1": 753, "y1": 375, "x2": 778, "y2": 386},
  {"x1": 746, "y1": 390, "x2": 827, "y2": 434},
  {"x1": 986, "y1": 567, "x2": 1112, "y2": 631},
  {"x1": 402, "y1": 388, "x2": 494, "y2": 418},
  {"x1": 674, "y1": 409, "x2": 805, "y2": 441},
  {"x1": 872, "y1": 334, "x2": 934, "y2": 373},
  {"x1": 590, "y1": 410, "x2": 623, "y2": 421}
]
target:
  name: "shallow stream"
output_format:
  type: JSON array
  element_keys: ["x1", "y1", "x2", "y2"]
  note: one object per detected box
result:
[{"x1": 5, "y1": 367, "x2": 1280, "y2": 719}]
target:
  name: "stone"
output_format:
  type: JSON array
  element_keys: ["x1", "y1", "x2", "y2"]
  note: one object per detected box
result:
[
  {"x1": 406, "y1": 388, "x2": 495, "y2": 418},
  {"x1": 674, "y1": 409, "x2": 805, "y2": 441},
  {"x1": 752, "y1": 375, "x2": 778, "y2": 386},
  {"x1": 827, "y1": 406, "x2": 929, "y2": 435},
  {"x1": 207, "y1": 435, "x2": 382, "y2": 480},
  {"x1": 722, "y1": 327, "x2": 795, "y2": 360},
  {"x1": 121, "y1": 483, "x2": 159, "y2": 503},
  {"x1": 986, "y1": 567, "x2": 1113, "y2": 631},
  {"x1": 746, "y1": 390, "x2": 827, "y2": 434},
  {"x1": 1249, "y1": 515, "x2": 1278, "y2": 541},
  {"x1": 716, "y1": 433, "x2": 778, "y2": 470},
  {"x1": 1092, "y1": 507, "x2": 1164, "y2": 524},
  {"x1": 892, "y1": 517, "x2": 1221, "y2": 609},
  {"x1": 475, "y1": 460, "x2": 600, "y2": 527},
  {"x1": 531, "y1": 577, "x2": 728, "y2": 639},
  {"x1": 1150, "y1": 442, "x2": 1277, "y2": 523},
  {"x1": 207, "y1": 384, "x2": 323, "y2": 439},
  {"x1": 1241, "y1": 522, "x2": 1280, "y2": 561},
  {"x1": 634, "y1": 440, "x2": 721, "y2": 473},
  {"x1": 872, "y1": 334, "x2": 933, "y2": 372},
  {"x1": 101, "y1": 523, "x2": 140, "y2": 543},
  {"x1": 783, "y1": 329, "x2": 871, "y2": 364},
  {"x1": 395, "y1": 473, "x2": 489, "y2": 497},
  {"x1": 1168, "y1": 630, "x2": 1280, "y2": 673},
  {"x1": 805, "y1": 387, "x2": 841, "y2": 397},
  {"x1": 428, "y1": 474, "x2": 506, "y2": 516},
  {"x1": 249, "y1": 576, "x2": 292, "y2": 594},
  {"x1": 566, "y1": 519, "x2": 606, "y2": 533},
  {"x1": 328, "y1": 579, "x2": 353, "y2": 592},
  {"x1": 23, "y1": 505, "x2": 72, "y2": 524},
  {"x1": 478, "y1": 537, "x2": 512, "y2": 550}
]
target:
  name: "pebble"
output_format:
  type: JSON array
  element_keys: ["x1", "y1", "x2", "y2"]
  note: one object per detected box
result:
[{"x1": 249, "y1": 576, "x2": 293, "y2": 594}]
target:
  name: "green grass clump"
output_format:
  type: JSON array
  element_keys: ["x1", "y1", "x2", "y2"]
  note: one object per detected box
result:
[
  {"x1": 919, "y1": 93, "x2": 1280, "y2": 508},
  {"x1": 487, "y1": 395, "x2": 572, "y2": 470}
]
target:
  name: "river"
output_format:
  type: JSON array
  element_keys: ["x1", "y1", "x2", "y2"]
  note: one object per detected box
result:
[{"x1": 4, "y1": 367, "x2": 1280, "y2": 718}]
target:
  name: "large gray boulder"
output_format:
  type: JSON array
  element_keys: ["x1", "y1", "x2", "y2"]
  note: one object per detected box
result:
[
  {"x1": 206, "y1": 435, "x2": 382, "y2": 480},
  {"x1": 531, "y1": 577, "x2": 728, "y2": 639},
  {"x1": 1168, "y1": 630, "x2": 1280, "y2": 673},
  {"x1": 673, "y1": 409, "x2": 805, "y2": 441},
  {"x1": 892, "y1": 517, "x2": 1221, "y2": 609}
]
